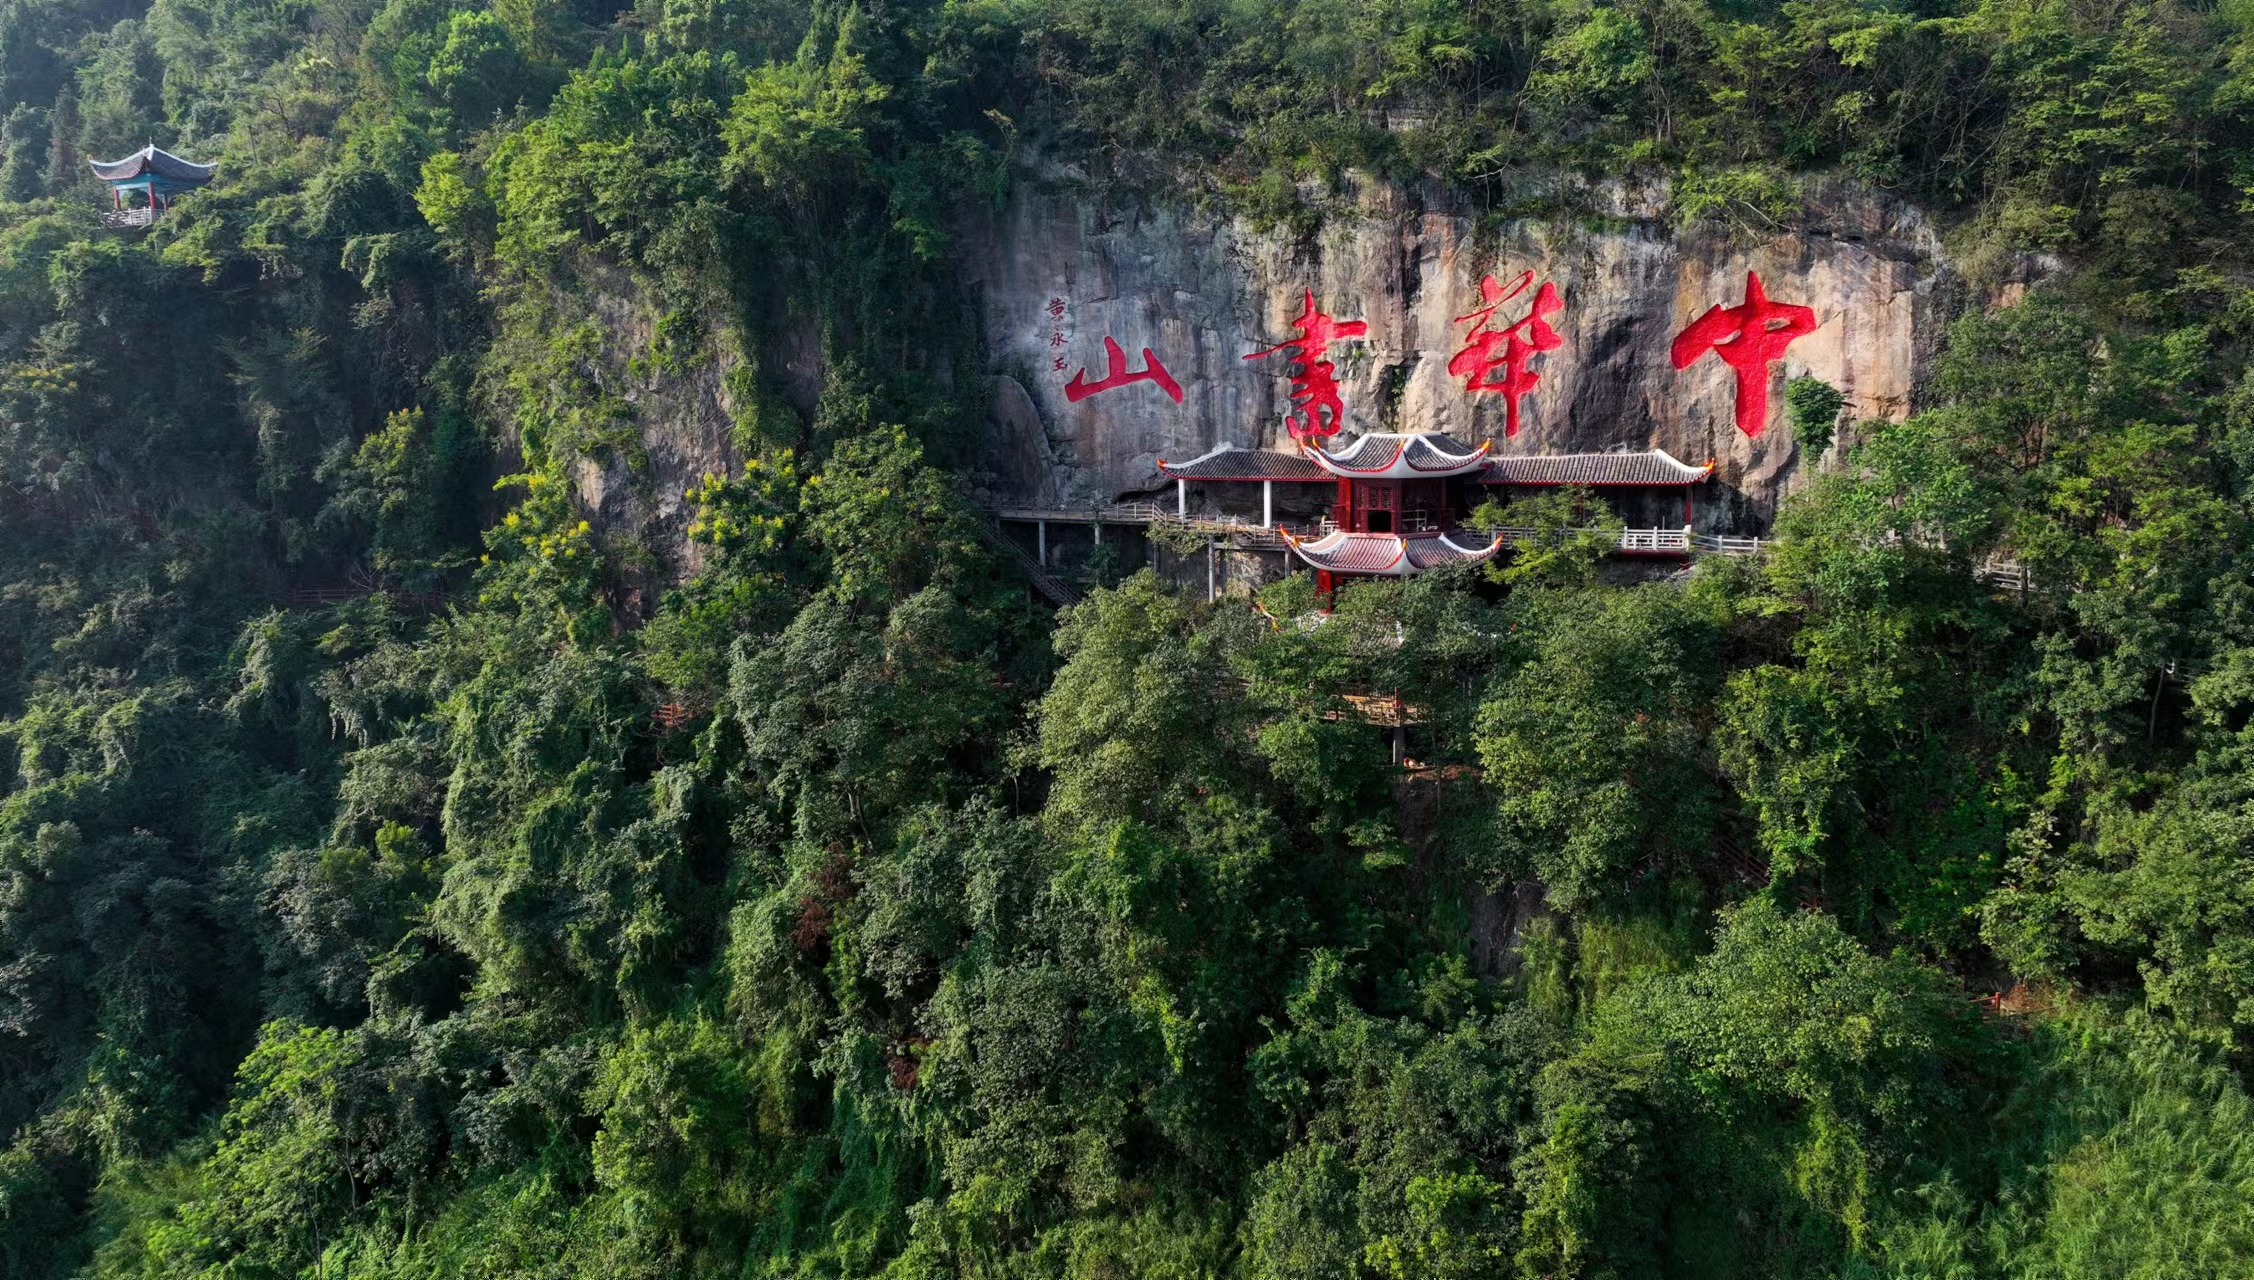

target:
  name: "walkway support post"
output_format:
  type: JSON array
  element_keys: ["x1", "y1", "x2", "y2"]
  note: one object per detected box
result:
[
  {"x1": 1262, "y1": 480, "x2": 1273, "y2": 529},
  {"x1": 1177, "y1": 478, "x2": 1188, "y2": 518},
  {"x1": 1036, "y1": 520, "x2": 1047, "y2": 566}
]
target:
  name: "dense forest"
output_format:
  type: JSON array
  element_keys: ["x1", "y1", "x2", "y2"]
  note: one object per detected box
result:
[{"x1": 2, "y1": 0, "x2": 2253, "y2": 1274}]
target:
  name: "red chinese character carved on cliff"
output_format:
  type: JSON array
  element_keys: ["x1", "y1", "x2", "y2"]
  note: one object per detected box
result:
[
  {"x1": 1448, "y1": 271, "x2": 1565, "y2": 437},
  {"x1": 1065, "y1": 336, "x2": 1185, "y2": 404},
  {"x1": 1669, "y1": 271, "x2": 1818, "y2": 438},
  {"x1": 1245, "y1": 290, "x2": 1368, "y2": 441}
]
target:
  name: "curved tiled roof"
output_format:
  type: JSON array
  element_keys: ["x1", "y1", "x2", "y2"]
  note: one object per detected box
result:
[
  {"x1": 1406, "y1": 532, "x2": 1506, "y2": 569},
  {"x1": 1285, "y1": 530, "x2": 1502, "y2": 576},
  {"x1": 1308, "y1": 432, "x2": 1491, "y2": 479},
  {"x1": 1482, "y1": 449, "x2": 1712, "y2": 486},
  {"x1": 89, "y1": 145, "x2": 217, "y2": 185},
  {"x1": 1404, "y1": 435, "x2": 1492, "y2": 472},
  {"x1": 1157, "y1": 443, "x2": 1331, "y2": 481}
]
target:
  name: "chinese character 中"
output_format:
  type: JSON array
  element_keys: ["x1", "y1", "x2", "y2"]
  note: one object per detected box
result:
[
  {"x1": 1448, "y1": 271, "x2": 1564, "y2": 437},
  {"x1": 1064, "y1": 336, "x2": 1184, "y2": 404},
  {"x1": 1669, "y1": 271, "x2": 1818, "y2": 438},
  {"x1": 1244, "y1": 290, "x2": 1368, "y2": 441}
]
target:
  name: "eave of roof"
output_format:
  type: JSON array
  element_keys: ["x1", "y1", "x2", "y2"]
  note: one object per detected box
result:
[
  {"x1": 1157, "y1": 443, "x2": 1331, "y2": 481},
  {"x1": 1282, "y1": 529, "x2": 1502, "y2": 576},
  {"x1": 1307, "y1": 432, "x2": 1491, "y2": 480},
  {"x1": 1481, "y1": 448, "x2": 1714, "y2": 486}
]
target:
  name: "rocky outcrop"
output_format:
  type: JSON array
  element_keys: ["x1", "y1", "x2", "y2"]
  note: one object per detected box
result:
[
  {"x1": 961, "y1": 174, "x2": 1966, "y2": 532},
  {"x1": 559, "y1": 265, "x2": 750, "y2": 589}
]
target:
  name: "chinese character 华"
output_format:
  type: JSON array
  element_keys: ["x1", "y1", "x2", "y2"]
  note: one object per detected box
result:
[
  {"x1": 1244, "y1": 290, "x2": 1368, "y2": 441},
  {"x1": 1065, "y1": 336, "x2": 1185, "y2": 405},
  {"x1": 1669, "y1": 271, "x2": 1818, "y2": 437},
  {"x1": 1448, "y1": 271, "x2": 1564, "y2": 437}
]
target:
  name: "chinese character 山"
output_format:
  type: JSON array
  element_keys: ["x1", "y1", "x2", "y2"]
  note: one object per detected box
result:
[{"x1": 1064, "y1": 336, "x2": 1185, "y2": 404}]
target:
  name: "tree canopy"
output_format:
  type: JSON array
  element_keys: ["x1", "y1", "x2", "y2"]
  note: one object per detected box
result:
[{"x1": 1, "y1": 0, "x2": 2254, "y2": 1276}]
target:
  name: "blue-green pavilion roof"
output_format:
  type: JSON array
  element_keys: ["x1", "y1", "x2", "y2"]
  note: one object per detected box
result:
[{"x1": 88, "y1": 145, "x2": 216, "y2": 186}]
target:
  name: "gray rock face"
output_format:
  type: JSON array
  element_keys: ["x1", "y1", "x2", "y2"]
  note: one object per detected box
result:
[
  {"x1": 960, "y1": 176, "x2": 1963, "y2": 532},
  {"x1": 560, "y1": 265, "x2": 749, "y2": 591}
]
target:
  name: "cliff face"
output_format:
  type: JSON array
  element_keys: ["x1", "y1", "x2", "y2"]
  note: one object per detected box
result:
[
  {"x1": 961, "y1": 175, "x2": 1966, "y2": 531},
  {"x1": 569, "y1": 172, "x2": 1976, "y2": 578},
  {"x1": 562, "y1": 265, "x2": 754, "y2": 589}
]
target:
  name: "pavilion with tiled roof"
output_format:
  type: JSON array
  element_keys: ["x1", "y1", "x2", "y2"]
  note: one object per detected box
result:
[
  {"x1": 88, "y1": 144, "x2": 215, "y2": 226},
  {"x1": 1157, "y1": 432, "x2": 1718, "y2": 594}
]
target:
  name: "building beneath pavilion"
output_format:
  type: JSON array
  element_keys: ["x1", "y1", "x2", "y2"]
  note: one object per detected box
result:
[
  {"x1": 89, "y1": 145, "x2": 216, "y2": 226},
  {"x1": 1157, "y1": 431, "x2": 1714, "y2": 594}
]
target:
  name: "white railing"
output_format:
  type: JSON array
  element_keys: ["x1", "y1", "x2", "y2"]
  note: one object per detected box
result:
[
  {"x1": 1692, "y1": 532, "x2": 1768, "y2": 555},
  {"x1": 1484, "y1": 525, "x2": 1695, "y2": 554},
  {"x1": 100, "y1": 207, "x2": 155, "y2": 229},
  {"x1": 1620, "y1": 527, "x2": 1690, "y2": 553}
]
